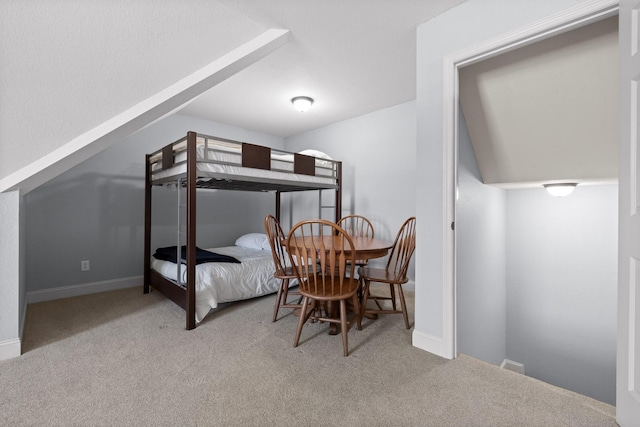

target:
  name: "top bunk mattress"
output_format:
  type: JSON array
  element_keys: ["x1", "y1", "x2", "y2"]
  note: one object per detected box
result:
[{"x1": 148, "y1": 133, "x2": 340, "y2": 191}]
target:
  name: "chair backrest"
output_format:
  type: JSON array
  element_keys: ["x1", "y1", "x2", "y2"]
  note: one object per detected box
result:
[
  {"x1": 264, "y1": 214, "x2": 289, "y2": 276},
  {"x1": 337, "y1": 214, "x2": 375, "y2": 238},
  {"x1": 385, "y1": 217, "x2": 417, "y2": 281},
  {"x1": 286, "y1": 219, "x2": 357, "y2": 296}
]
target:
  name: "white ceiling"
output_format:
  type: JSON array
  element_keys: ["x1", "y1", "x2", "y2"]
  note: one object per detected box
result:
[
  {"x1": 178, "y1": 0, "x2": 466, "y2": 137},
  {"x1": 174, "y1": 2, "x2": 618, "y2": 190},
  {"x1": 459, "y1": 16, "x2": 619, "y2": 189}
]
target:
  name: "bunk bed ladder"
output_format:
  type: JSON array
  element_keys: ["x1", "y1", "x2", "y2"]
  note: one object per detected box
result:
[
  {"x1": 318, "y1": 189, "x2": 340, "y2": 222},
  {"x1": 176, "y1": 178, "x2": 186, "y2": 289}
]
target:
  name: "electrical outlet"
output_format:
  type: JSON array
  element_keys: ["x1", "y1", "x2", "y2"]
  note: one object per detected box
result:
[{"x1": 81, "y1": 260, "x2": 90, "y2": 271}]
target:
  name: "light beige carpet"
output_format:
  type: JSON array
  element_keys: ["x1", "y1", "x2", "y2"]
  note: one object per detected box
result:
[{"x1": 0, "y1": 286, "x2": 617, "y2": 426}]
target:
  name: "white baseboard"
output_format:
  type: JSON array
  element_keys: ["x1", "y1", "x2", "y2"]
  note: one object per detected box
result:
[
  {"x1": 27, "y1": 276, "x2": 143, "y2": 304},
  {"x1": 0, "y1": 338, "x2": 21, "y2": 361},
  {"x1": 412, "y1": 329, "x2": 452, "y2": 359},
  {"x1": 20, "y1": 298, "x2": 27, "y2": 341},
  {"x1": 0, "y1": 301, "x2": 28, "y2": 362},
  {"x1": 501, "y1": 359, "x2": 525, "y2": 375}
]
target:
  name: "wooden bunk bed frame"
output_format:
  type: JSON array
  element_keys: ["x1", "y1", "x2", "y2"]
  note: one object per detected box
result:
[{"x1": 143, "y1": 131, "x2": 342, "y2": 329}]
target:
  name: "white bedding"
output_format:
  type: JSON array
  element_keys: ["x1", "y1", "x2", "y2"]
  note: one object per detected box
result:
[
  {"x1": 151, "y1": 137, "x2": 336, "y2": 186},
  {"x1": 151, "y1": 245, "x2": 288, "y2": 323}
]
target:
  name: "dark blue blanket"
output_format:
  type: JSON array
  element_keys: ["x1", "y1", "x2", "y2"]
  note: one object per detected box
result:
[{"x1": 153, "y1": 246, "x2": 241, "y2": 264}]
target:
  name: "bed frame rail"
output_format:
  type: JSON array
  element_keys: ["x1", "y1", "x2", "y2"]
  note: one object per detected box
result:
[
  {"x1": 144, "y1": 131, "x2": 342, "y2": 330},
  {"x1": 147, "y1": 133, "x2": 340, "y2": 188}
]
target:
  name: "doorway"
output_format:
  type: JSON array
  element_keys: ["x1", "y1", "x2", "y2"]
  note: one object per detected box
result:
[{"x1": 445, "y1": 2, "x2": 619, "y2": 406}]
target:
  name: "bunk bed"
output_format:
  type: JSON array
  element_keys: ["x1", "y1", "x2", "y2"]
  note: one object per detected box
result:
[{"x1": 143, "y1": 131, "x2": 342, "y2": 329}]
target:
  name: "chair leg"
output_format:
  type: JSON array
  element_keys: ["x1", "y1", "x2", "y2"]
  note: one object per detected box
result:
[
  {"x1": 372, "y1": 283, "x2": 384, "y2": 310},
  {"x1": 272, "y1": 278, "x2": 287, "y2": 322},
  {"x1": 340, "y1": 299, "x2": 348, "y2": 357},
  {"x1": 397, "y1": 284, "x2": 410, "y2": 329},
  {"x1": 352, "y1": 293, "x2": 361, "y2": 331},
  {"x1": 294, "y1": 297, "x2": 310, "y2": 348},
  {"x1": 389, "y1": 284, "x2": 396, "y2": 310},
  {"x1": 282, "y1": 282, "x2": 290, "y2": 305},
  {"x1": 359, "y1": 279, "x2": 371, "y2": 330}
]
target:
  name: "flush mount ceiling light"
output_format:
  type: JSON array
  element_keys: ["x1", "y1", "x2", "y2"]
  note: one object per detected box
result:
[
  {"x1": 543, "y1": 183, "x2": 578, "y2": 197},
  {"x1": 291, "y1": 96, "x2": 314, "y2": 112}
]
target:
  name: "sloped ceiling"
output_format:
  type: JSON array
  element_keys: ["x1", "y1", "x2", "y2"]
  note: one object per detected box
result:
[
  {"x1": 459, "y1": 16, "x2": 618, "y2": 189},
  {"x1": 0, "y1": 0, "x2": 467, "y2": 187},
  {"x1": 178, "y1": 0, "x2": 466, "y2": 138}
]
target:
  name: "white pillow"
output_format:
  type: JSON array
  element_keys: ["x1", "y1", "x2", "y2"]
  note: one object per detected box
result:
[
  {"x1": 298, "y1": 149, "x2": 333, "y2": 162},
  {"x1": 260, "y1": 238, "x2": 273, "y2": 251},
  {"x1": 235, "y1": 233, "x2": 269, "y2": 250}
]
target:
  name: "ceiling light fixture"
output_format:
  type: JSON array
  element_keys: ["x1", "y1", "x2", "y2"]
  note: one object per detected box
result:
[
  {"x1": 291, "y1": 96, "x2": 314, "y2": 112},
  {"x1": 543, "y1": 183, "x2": 578, "y2": 197}
]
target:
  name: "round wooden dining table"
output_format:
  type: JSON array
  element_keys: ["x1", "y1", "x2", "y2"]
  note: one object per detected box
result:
[{"x1": 284, "y1": 235, "x2": 393, "y2": 260}]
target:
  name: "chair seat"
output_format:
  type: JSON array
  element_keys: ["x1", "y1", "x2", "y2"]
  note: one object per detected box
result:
[
  {"x1": 358, "y1": 266, "x2": 408, "y2": 285},
  {"x1": 299, "y1": 276, "x2": 360, "y2": 300},
  {"x1": 274, "y1": 266, "x2": 298, "y2": 280}
]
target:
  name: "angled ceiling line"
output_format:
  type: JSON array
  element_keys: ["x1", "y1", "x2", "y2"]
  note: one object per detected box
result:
[{"x1": 0, "y1": 28, "x2": 290, "y2": 194}]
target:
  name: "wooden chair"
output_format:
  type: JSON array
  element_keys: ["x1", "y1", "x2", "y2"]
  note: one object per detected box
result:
[
  {"x1": 337, "y1": 214, "x2": 374, "y2": 267},
  {"x1": 286, "y1": 219, "x2": 361, "y2": 356},
  {"x1": 264, "y1": 215, "x2": 301, "y2": 322},
  {"x1": 358, "y1": 217, "x2": 416, "y2": 329},
  {"x1": 337, "y1": 214, "x2": 375, "y2": 238}
]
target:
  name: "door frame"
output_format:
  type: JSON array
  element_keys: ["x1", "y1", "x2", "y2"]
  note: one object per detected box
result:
[{"x1": 441, "y1": 0, "x2": 619, "y2": 359}]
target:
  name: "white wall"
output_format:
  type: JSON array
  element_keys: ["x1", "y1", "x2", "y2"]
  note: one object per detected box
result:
[
  {"x1": 22, "y1": 99, "x2": 417, "y2": 309},
  {"x1": 285, "y1": 101, "x2": 417, "y2": 274},
  {"x1": 25, "y1": 114, "x2": 283, "y2": 294},
  {"x1": 457, "y1": 111, "x2": 507, "y2": 366},
  {"x1": 415, "y1": 0, "x2": 599, "y2": 357},
  {"x1": 22, "y1": 101, "x2": 418, "y2": 302},
  {"x1": 506, "y1": 185, "x2": 617, "y2": 404},
  {"x1": 0, "y1": 190, "x2": 24, "y2": 359}
]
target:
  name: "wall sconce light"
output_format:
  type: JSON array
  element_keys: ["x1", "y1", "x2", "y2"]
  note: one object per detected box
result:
[
  {"x1": 291, "y1": 96, "x2": 314, "y2": 112},
  {"x1": 543, "y1": 183, "x2": 578, "y2": 197}
]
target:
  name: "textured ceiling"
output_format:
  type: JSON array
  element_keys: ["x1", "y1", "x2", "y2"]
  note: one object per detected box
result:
[
  {"x1": 178, "y1": 0, "x2": 466, "y2": 137},
  {"x1": 459, "y1": 16, "x2": 618, "y2": 189}
]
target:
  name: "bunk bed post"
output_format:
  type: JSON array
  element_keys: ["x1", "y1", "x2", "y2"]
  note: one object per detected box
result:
[
  {"x1": 335, "y1": 161, "x2": 342, "y2": 223},
  {"x1": 186, "y1": 131, "x2": 198, "y2": 330},
  {"x1": 144, "y1": 154, "x2": 152, "y2": 294},
  {"x1": 275, "y1": 191, "x2": 281, "y2": 222}
]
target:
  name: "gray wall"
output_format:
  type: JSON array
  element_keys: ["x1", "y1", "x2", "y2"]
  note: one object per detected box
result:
[
  {"x1": 457, "y1": 109, "x2": 617, "y2": 404},
  {"x1": 24, "y1": 102, "x2": 418, "y2": 296},
  {"x1": 284, "y1": 101, "x2": 417, "y2": 274},
  {"x1": 506, "y1": 185, "x2": 617, "y2": 405},
  {"x1": 25, "y1": 114, "x2": 284, "y2": 292},
  {"x1": 457, "y1": 111, "x2": 507, "y2": 366},
  {"x1": 19, "y1": 193, "x2": 26, "y2": 332}
]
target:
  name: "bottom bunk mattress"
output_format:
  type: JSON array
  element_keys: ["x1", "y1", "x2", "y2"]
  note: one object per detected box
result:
[{"x1": 150, "y1": 245, "x2": 285, "y2": 323}]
